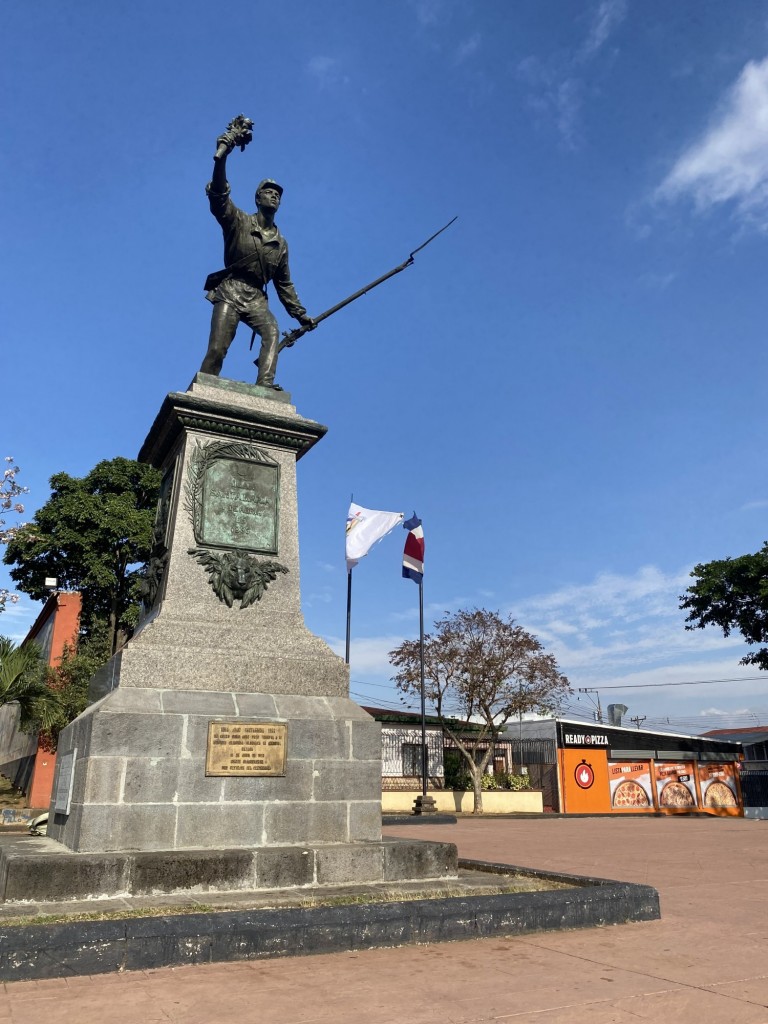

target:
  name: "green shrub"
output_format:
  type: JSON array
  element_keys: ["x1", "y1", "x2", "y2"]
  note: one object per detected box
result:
[
  {"x1": 479, "y1": 772, "x2": 532, "y2": 792},
  {"x1": 444, "y1": 755, "x2": 534, "y2": 793},
  {"x1": 503, "y1": 773, "x2": 532, "y2": 791}
]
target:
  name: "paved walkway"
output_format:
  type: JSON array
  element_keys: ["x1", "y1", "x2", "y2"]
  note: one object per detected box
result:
[{"x1": 2, "y1": 816, "x2": 767, "y2": 1023}]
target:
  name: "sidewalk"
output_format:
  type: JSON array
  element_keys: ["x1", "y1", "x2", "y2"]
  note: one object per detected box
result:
[{"x1": 3, "y1": 816, "x2": 767, "y2": 1023}]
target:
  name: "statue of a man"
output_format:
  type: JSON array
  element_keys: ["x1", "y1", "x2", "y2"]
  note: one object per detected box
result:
[{"x1": 200, "y1": 126, "x2": 315, "y2": 389}]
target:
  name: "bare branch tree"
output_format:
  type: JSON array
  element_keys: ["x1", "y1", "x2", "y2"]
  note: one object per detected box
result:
[
  {"x1": 0, "y1": 457, "x2": 28, "y2": 613},
  {"x1": 390, "y1": 609, "x2": 570, "y2": 812}
]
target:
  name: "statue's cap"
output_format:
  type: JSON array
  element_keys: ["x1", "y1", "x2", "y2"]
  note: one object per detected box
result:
[{"x1": 256, "y1": 178, "x2": 284, "y2": 197}]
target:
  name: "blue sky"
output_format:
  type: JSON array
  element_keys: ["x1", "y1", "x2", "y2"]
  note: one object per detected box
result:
[{"x1": 3, "y1": 1, "x2": 768, "y2": 732}]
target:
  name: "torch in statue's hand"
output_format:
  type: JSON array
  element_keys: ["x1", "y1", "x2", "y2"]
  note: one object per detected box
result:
[{"x1": 214, "y1": 115, "x2": 255, "y2": 161}]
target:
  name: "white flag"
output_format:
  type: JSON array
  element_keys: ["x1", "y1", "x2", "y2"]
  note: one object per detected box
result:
[{"x1": 345, "y1": 503, "x2": 404, "y2": 570}]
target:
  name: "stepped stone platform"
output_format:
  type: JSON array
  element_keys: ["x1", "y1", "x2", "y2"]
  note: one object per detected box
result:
[
  {"x1": 0, "y1": 844, "x2": 660, "y2": 981},
  {"x1": 0, "y1": 834, "x2": 457, "y2": 904}
]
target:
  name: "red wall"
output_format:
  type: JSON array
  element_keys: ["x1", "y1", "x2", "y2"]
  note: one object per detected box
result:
[{"x1": 25, "y1": 593, "x2": 82, "y2": 808}]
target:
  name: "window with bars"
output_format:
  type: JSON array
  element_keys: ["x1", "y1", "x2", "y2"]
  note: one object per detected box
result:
[{"x1": 402, "y1": 743, "x2": 425, "y2": 777}]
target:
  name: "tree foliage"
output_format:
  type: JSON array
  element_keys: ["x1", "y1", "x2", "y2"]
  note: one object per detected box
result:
[
  {"x1": 0, "y1": 636, "x2": 62, "y2": 733},
  {"x1": 3, "y1": 458, "x2": 161, "y2": 654},
  {"x1": 389, "y1": 608, "x2": 570, "y2": 812},
  {"x1": 0, "y1": 457, "x2": 27, "y2": 613},
  {"x1": 680, "y1": 543, "x2": 768, "y2": 670}
]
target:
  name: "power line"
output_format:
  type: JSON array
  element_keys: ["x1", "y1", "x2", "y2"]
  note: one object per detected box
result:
[
  {"x1": 350, "y1": 692, "x2": 417, "y2": 712},
  {"x1": 644, "y1": 714, "x2": 763, "y2": 728},
  {"x1": 350, "y1": 678, "x2": 399, "y2": 691},
  {"x1": 581, "y1": 675, "x2": 766, "y2": 691}
]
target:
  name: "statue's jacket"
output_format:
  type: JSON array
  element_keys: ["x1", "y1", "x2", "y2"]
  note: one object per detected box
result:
[{"x1": 205, "y1": 183, "x2": 306, "y2": 320}]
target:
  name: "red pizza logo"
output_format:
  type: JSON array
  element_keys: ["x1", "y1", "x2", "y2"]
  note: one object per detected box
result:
[{"x1": 575, "y1": 760, "x2": 594, "y2": 789}]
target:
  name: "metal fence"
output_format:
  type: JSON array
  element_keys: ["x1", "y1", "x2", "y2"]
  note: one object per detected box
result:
[
  {"x1": 740, "y1": 770, "x2": 768, "y2": 807},
  {"x1": 507, "y1": 738, "x2": 558, "y2": 766},
  {"x1": 381, "y1": 731, "x2": 561, "y2": 808}
]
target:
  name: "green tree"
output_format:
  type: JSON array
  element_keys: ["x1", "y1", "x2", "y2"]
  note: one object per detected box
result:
[
  {"x1": 680, "y1": 543, "x2": 768, "y2": 669},
  {"x1": 0, "y1": 636, "x2": 62, "y2": 732},
  {"x1": 389, "y1": 608, "x2": 570, "y2": 813},
  {"x1": 3, "y1": 458, "x2": 161, "y2": 655}
]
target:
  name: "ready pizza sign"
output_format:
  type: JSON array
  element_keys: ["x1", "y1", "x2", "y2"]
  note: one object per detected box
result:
[{"x1": 563, "y1": 733, "x2": 609, "y2": 746}]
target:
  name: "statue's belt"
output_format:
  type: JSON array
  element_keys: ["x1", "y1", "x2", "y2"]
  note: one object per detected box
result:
[{"x1": 204, "y1": 246, "x2": 268, "y2": 295}]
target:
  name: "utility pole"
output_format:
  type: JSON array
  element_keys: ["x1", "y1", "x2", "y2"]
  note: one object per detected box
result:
[
  {"x1": 578, "y1": 687, "x2": 603, "y2": 724},
  {"x1": 630, "y1": 715, "x2": 646, "y2": 730}
]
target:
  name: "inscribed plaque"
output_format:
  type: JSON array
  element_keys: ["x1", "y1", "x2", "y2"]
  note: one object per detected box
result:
[
  {"x1": 206, "y1": 722, "x2": 287, "y2": 776},
  {"x1": 53, "y1": 748, "x2": 77, "y2": 815},
  {"x1": 201, "y1": 457, "x2": 278, "y2": 553}
]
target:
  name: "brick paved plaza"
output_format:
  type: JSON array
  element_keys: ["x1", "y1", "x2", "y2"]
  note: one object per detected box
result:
[{"x1": 2, "y1": 816, "x2": 767, "y2": 1023}]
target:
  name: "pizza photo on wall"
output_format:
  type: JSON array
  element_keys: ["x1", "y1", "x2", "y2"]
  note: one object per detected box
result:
[
  {"x1": 653, "y1": 762, "x2": 698, "y2": 809},
  {"x1": 608, "y1": 761, "x2": 654, "y2": 811},
  {"x1": 698, "y1": 763, "x2": 738, "y2": 809}
]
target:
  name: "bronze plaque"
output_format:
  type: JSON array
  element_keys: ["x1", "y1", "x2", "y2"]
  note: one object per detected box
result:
[
  {"x1": 201, "y1": 457, "x2": 279, "y2": 553},
  {"x1": 205, "y1": 721, "x2": 287, "y2": 777}
]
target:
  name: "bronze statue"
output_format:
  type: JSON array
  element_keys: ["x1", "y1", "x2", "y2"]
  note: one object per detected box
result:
[{"x1": 200, "y1": 116, "x2": 315, "y2": 389}]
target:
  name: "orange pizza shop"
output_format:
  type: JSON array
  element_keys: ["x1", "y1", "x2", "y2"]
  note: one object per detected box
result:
[{"x1": 555, "y1": 720, "x2": 744, "y2": 816}]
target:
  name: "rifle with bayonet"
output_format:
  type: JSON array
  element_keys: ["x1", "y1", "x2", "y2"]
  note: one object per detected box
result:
[{"x1": 255, "y1": 216, "x2": 457, "y2": 368}]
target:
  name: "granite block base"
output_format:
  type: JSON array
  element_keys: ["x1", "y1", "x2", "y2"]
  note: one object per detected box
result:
[{"x1": 47, "y1": 688, "x2": 382, "y2": 853}]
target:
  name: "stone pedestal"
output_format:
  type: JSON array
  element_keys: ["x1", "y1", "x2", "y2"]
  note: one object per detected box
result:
[
  {"x1": 412, "y1": 794, "x2": 438, "y2": 815},
  {"x1": 46, "y1": 376, "x2": 384, "y2": 856}
]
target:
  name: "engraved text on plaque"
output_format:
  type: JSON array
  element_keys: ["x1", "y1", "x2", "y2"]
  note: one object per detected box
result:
[
  {"x1": 205, "y1": 721, "x2": 287, "y2": 776},
  {"x1": 201, "y1": 458, "x2": 278, "y2": 552}
]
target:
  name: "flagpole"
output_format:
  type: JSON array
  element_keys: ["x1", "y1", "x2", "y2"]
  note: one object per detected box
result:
[
  {"x1": 345, "y1": 569, "x2": 352, "y2": 665},
  {"x1": 344, "y1": 498, "x2": 402, "y2": 667},
  {"x1": 345, "y1": 492, "x2": 353, "y2": 667},
  {"x1": 419, "y1": 578, "x2": 427, "y2": 798},
  {"x1": 402, "y1": 511, "x2": 432, "y2": 814}
]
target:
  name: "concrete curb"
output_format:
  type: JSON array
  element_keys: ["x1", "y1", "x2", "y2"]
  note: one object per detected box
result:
[
  {"x1": 0, "y1": 859, "x2": 660, "y2": 980},
  {"x1": 382, "y1": 814, "x2": 458, "y2": 825}
]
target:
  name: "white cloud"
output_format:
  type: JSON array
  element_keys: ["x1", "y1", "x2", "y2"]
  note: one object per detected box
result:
[
  {"x1": 326, "y1": 634, "x2": 405, "y2": 674},
  {"x1": 517, "y1": 58, "x2": 583, "y2": 150},
  {"x1": 581, "y1": 0, "x2": 628, "y2": 60},
  {"x1": 0, "y1": 596, "x2": 42, "y2": 644},
  {"x1": 698, "y1": 705, "x2": 759, "y2": 717},
  {"x1": 306, "y1": 56, "x2": 348, "y2": 88},
  {"x1": 336, "y1": 565, "x2": 703, "y2": 682},
  {"x1": 740, "y1": 499, "x2": 768, "y2": 512},
  {"x1": 517, "y1": 1, "x2": 627, "y2": 148},
  {"x1": 638, "y1": 271, "x2": 677, "y2": 290},
  {"x1": 337, "y1": 563, "x2": 762, "y2": 724},
  {"x1": 555, "y1": 78, "x2": 582, "y2": 150},
  {"x1": 389, "y1": 592, "x2": 474, "y2": 624},
  {"x1": 506, "y1": 564, "x2": 751, "y2": 685},
  {"x1": 304, "y1": 586, "x2": 333, "y2": 607},
  {"x1": 456, "y1": 32, "x2": 481, "y2": 64},
  {"x1": 515, "y1": 565, "x2": 689, "y2": 621},
  {"x1": 657, "y1": 56, "x2": 768, "y2": 228},
  {"x1": 307, "y1": 55, "x2": 334, "y2": 78},
  {"x1": 408, "y1": 0, "x2": 447, "y2": 27}
]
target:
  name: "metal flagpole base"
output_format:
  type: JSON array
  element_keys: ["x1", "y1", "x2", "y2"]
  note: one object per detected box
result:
[{"x1": 412, "y1": 794, "x2": 438, "y2": 815}]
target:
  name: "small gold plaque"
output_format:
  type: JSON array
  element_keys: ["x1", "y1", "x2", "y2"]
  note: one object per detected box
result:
[{"x1": 205, "y1": 721, "x2": 287, "y2": 777}]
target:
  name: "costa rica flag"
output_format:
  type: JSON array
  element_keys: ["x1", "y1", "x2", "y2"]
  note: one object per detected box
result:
[{"x1": 402, "y1": 514, "x2": 424, "y2": 584}]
